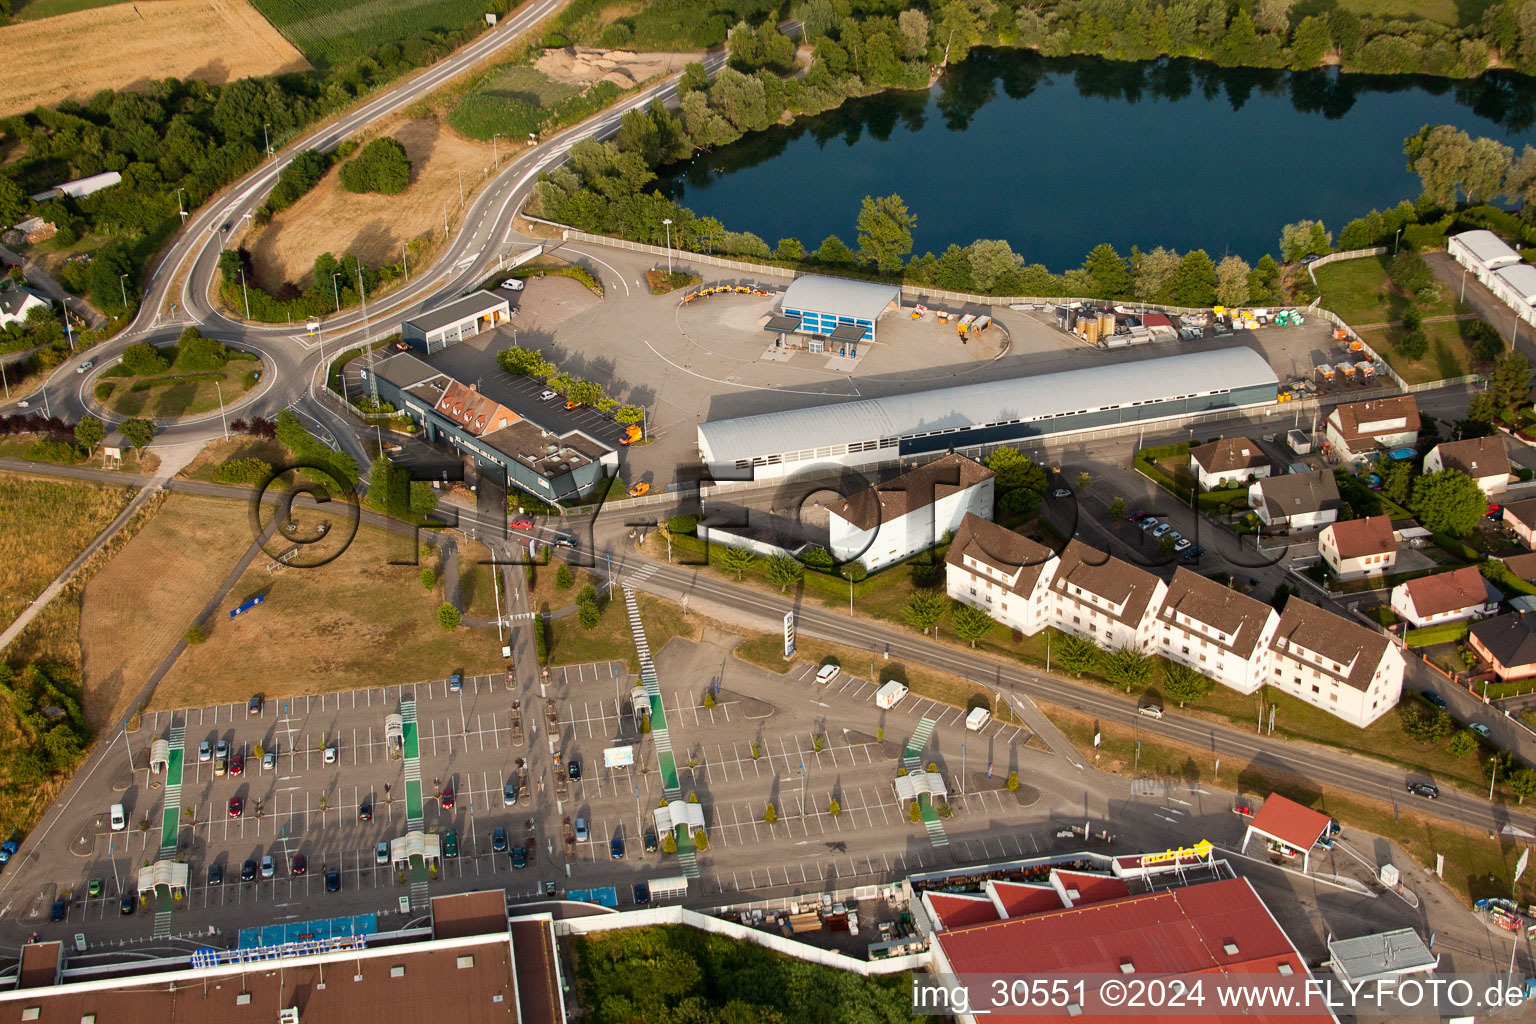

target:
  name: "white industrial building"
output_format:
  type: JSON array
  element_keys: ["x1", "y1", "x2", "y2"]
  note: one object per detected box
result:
[
  {"x1": 828, "y1": 453, "x2": 994, "y2": 572},
  {"x1": 1449, "y1": 230, "x2": 1536, "y2": 327},
  {"x1": 1491, "y1": 264, "x2": 1536, "y2": 326},
  {"x1": 778, "y1": 275, "x2": 900, "y2": 343},
  {"x1": 401, "y1": 291, "x2": 511, "y2": 353},
  {"x1": 697, "y1": 348, "x2": 1279, "y2": 480}
]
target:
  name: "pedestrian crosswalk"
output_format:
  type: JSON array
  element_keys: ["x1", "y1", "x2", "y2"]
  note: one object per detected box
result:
[
  {"x1": 623, "y1": 587, "x2": 696, "y2": 878},
  {"x1": 905, "y1": 717, "x2": 936, "y2": 759}
]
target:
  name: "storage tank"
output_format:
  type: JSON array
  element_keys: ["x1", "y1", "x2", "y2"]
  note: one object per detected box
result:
[
  {"x1": 1099, "y1": 314, "x2": 1115, "y2": 338},
  {"x1": 1082, "y1": 318, "x2": 1100, "y2": 344}
]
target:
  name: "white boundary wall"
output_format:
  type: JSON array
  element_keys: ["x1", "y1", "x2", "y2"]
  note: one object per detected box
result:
[{"x1": 553, "y1": 905, "x2": 928, "y2": 975}]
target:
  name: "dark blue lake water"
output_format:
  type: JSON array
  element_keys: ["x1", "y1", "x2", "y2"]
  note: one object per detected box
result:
[{"x1": 657, "y1": 51, "x2": 1536, "y2": 269}]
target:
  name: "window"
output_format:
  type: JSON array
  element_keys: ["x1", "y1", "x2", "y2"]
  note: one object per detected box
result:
[
  {"x1": 1199, "y1": 655, "x2": 1207, "y2": 663},
  {"x1": 1330, "y1": 693, "x2": 1338, "y2": 702},
  {"x1": 1311, "y1": 685, "x2": 1320, "y2": 694},
  {"x1": 1181, "y1": 646, "x2": 1190, "y2": 655}
]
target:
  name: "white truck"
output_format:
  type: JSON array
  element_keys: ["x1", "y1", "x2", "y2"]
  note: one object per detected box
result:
[
  {"x1": 874, "y1": 681, "x2": 908, "y2": 709},
  {"x1": 965, "y1": 707, "x2": 991, "y2": 731}
]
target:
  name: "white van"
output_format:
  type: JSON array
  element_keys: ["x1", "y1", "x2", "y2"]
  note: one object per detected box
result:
[
  {"x1": 965, "y1": 707, "x2": 991, "y2": 732},
  {"x1": 874, "y1": 681, "x2": 908, "y2": 709},
  {"x1": 815, "y1": 664, "x2": 840, "y2": 684},
  {"x1": 109, "y1": 804, "x2": 126, "y2": 832}
]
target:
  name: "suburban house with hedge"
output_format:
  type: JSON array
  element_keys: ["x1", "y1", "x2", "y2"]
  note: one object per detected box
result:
[
  {"x1": 1153, "y1": 569, "x2": 1278, "y2": 694},
  {"x1": 1422, "y1": 436, "x2": 1511, "y2": 495},
  {"x1": 828, "y1": 453, "x2": 994, "y2": 573},
  {"x1": 1188, "y1": 436, "x2": 1271, "y2": 491},
  {"x1": 1323, "y1": 396, "x2": 1419, "y2": 467},
  {"x1": 1389, "y1": 566, "x2": 1502, "y2": 628},
  {"x1": 1502, "y1": 499, "x2": 1536, "y2": 550},
  {"x1": 1317, "y1": 516, "x2": 1397, "y2": 579},
  {"x1": 1469, "y1": 613, "x2": 1536, "y2": 681}
]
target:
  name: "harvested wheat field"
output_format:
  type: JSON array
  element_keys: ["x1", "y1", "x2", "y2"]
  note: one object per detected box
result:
[
  {"x1": 79, "y1": 494, "x2": 255, "y2": 731},
  {"x1": 248, "y1": 115, "x2": 494, "y2": 291},
  {"x1": 0, "y1": 472, "x2": 136, "y2": 635},
  {"x1": 0, "y1": 0, "x2": 309, "y2": 117},
  {"x1": 154, "y1": 520, "x2": 506, "y2": 709}
]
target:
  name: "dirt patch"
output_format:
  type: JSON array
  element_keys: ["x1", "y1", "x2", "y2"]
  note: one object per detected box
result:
[
  {"x1": 153, "y1": 517, "x2": 511, "y2": 709},
  {"x1": 0, "y1": 0, "x2": 308, "y2": 118},
  {"x1": 534, "y1": 46, "x2": 702, "y2": 90},
  {"x1": 79, "y1": 494, "x2": 254, "y2": 732},
  {"x1": 248, "y1": 115, "x2": 493, "y2": 291}
]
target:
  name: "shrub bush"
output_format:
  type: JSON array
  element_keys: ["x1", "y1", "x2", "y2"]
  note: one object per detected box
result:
[
  {"x1": 211, "y1": 458, "x2": 272, "y2": 485},
  {"x1": 339, "y1": 137, "x2": 412, "y2": 195},
  {"x1": 120, "y1": 342, "x2": 169, "y2": 376}
]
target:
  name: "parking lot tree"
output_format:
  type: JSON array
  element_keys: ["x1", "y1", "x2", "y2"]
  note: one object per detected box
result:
[
  {"x1": 1109, "y1": 497, "x2": 1127, "y2": 520},
  {"x1": 909, "y1": 800, "x2": 923, "y2": 823},
  {"x1": 1158, "y1": 535, "x2": 1177, "y2": 557},
  {"x1": 855, "y1": 193, "x2": 915, "y2": 273},
  {"x1": 1076, "y1": 471, "x2": 1092, "y2": 489},
  {"x1": 1409, "y1": 469, "x2": 1485, "y2": 536},
  {"x1": 1492, "y1": 352, "x2": 1533, "y2": 409},
  {"x1": 548, "y1": 371, "x2": 575, "y2": 396},
  {"x1": 555, "y1": 564, "x2": 574, "y2": 589},
  {"x1": 73, "y1": 415, "x2": 104, "y2": 455},
  {"x1": 987, "y1": 445, "x2": 1047, "y2": 491},
  {"x1": 718, "y1": 545, "x2": 757, "y2": 580},
  {"x1": 950, "y1": 601, "x2": 995, "y2": 648},
  {"x1": 703, "y1": 691, "x2": 716, "y2": 708},
  {"x1": 751, "y1": 741, "x2": 760, "y2": 759},
  {"x1": 119, "y1": 418, "x2": 157, "y2": 453},
  {"x1": 567, "y1": 379, "x2": 604, "y2": 407},
  {"x1": 1447, "y1": 729, "x2": 1479, "y2": 756},
  {"x1": 1006, "y1": 771, "x2": 1019, "y2": 791},
  {"x1": 764, "y1": 802, "x2": 777, "y2": 824},
  {"x1": 1054, "y1": 632, "x2": 1099, "y2": 677},
  {"x1": 1161, "y1": 661, "x2": 1213, "y2": 707},
  {"x1": 1215, "y1": 254, "x2": 1252, "y2": 306},
  {"x1": 437, "y1": 603, "x2": 461, "y2": 631},
  {"x1": 1104, "y1": 646, "x2": 1154, "y2": 692},
  {"x1": 828, "y1": 796, "x2": 842, "y2": 816},
  {"x1": 615, "y1": 404, "x2": 644, "y2": 425},
  {"x1": 692, "y1": 829, "x2": 708, "y2": 851},
  {"x1": 904, "y1": 591, "x2": 946, "y2": 635},
  {"x1": 812, "y1": 735, "x2": 824, "y2": 751},
  {"x1": 766, "y1": 554, "x2": 804, "y2": 592}
]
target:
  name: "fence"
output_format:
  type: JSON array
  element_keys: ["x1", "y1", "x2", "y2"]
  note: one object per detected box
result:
[{"x1": 552, "y1": 904, "x2": 928, "y2": 976}]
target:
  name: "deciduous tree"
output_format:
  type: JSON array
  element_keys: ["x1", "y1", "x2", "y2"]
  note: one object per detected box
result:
[
  {"x1": 1409, "y1": 470, "x2": 1486, "y2": 536},
  {"x1": 950, "y1": 601, "x2": 995, "y2": 647},
  {"x1": 855, "y1": 193, "x2": 916, "y2": 273},
  {"x1": 1215, "y1": 254, "x2": 1252, "y2": 306},
  {"x1": 1492, "y1": 352, "x2": 1533, "y2": 408},
  {"x1": 74, "y1": 416, "x2": 104, "y2": 455},
  {"x1": 904, "y1": 591, "x2": 946, "y2": 635}
]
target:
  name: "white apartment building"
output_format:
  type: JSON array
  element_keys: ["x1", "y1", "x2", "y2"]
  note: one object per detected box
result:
[
  {"x1": 1047, "y1": 540, "x2": 1166, "y2": 651},
  {"x1": 1266, "y1": 601, "x2": 1405, "y2": 728},
  {"x1": 828, "y1": 453, "x2": 995, "y2": 573},
  {"x1": 1154, "y1": 569, "x2": 1279, "y2": 694},
  {"x1": 944, "y1": 514, "x2": 1058, "y2": 636}
]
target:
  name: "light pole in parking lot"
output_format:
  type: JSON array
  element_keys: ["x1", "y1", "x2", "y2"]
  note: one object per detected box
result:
[
  {"x1": 458, "y1": 689, "x2": 468, "y2": 738},
  {"x1": 662, "y1": 218, "x2": 673, "y2": 275},
  {"x1": 332, "y1": 273, "x2": 342, "y2": 312}
]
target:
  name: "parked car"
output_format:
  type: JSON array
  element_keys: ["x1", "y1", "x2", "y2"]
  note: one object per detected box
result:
[
  {"x1": 500, "y1": 278, "x2": 525, "y2": 291},
  {"x1": 443, "y1": 829, "x2": 459, "y2": 858},
  {"x1": 1470, "y1": 723, "x2": 1491, "y2": 738},
  {"x1": 120, "y1": 895, "x2": 136, "y2": 915},
  {"x1": 1126, "y1": 511, "x2": 1149, "y2": 522},
  {"x1": 1180, "y1": 545, "x2": 1204, "y2": 560},
  {"x1": 1152, "y1": 523, "x2": 1172, "y2": 537},
  {"x1": 449, "y1": 673, "x2": 462, "y2": 692},
  {"x1": 511, "y1": 846, "x2": 527, "y2": 869},
  {"x1": 375, "y1": 842, "x2": 390, "y2": 865},
  {"x1": 539, "y1": 389, "x2": 557, "y2": 401},
  {"x1": 574, "y1": 817, "x2": 589, "y2": 841},
  {"x1": 262, "y1": 750, "x2": 277, "y2": 771},
  {"x1": 208, "y1": 863, "x2": 223, "y2": 886},
  {"x1": 241, "y1": 859, "x2": 257, "y2": 882},
  {"x1": 215, "y1": 739, "x2": 228, "y2": 760},
  {"x1": 1166, "y1": 531, "x2": 1182, "y2": 543},
  {"x1": 1137, "y1": 703, "x2": 1164, "y2": 719},
  {"x1": 198, "y1": 741, "x2": 212, "y2": 762},
  {"x1": 248, "y1": 695, "x2": 263, "y2": 714},
  {"x1": 564, "y1": 399, "x2": 583, "y2": 410},
  {"x1": 815, "y1": 664, "x2": 840, "y2": 684},
  {"x1": 1487, "y1": 504, "x2": 1504, "y2": 521},
  {"x1": 358, "y1": 802, "x2": 372, "y2": 822},
  {"x1": 1407, "y1": 781, "x2": 1439, "y2": 799},
  {"x1": 228, "y1": 797, "x2": 243, "y2": 818},
  {"x1": 230, "y1": 754, "x2": 243, "y2": 776},
  {"x1": 1422, "y1": 691, "x2": 1448, "y2": 709},
  {"x1": 88, "y1": 877, "x2": 103, "y2": 898},
  {"x1": 441, "y1": 787, "x2": 454, "y2": 811},
  {"x1": 110, "y1": 804, "x2": 126, "y2": 832},
  {"x1": 634, "y1": 883, "x2": 650, "y2": 905},
  {"x1": 324, "y1": 744, "x2": 337, "y2": 764},
  {"x1": 492, "y1": 827, "x2": 508, "y2": 853},
  {"x1": 1050, "y1": 488, "x2": 1070, "y2": 498},
  {"x1": 610, "y1": 836, "x2": 625, "y2": 860},
  {"x1": 503, "y1": 782, "x2": 517, "y2": 807},
  {"x1": 644, "y1": 831, "x2": 658, "y2": 853},
  {"x1": 325, "y1": 869, "x2": 341, "y2": 892},
  {"x1": 628, "y1": 482, "x2": 650, "y2": 497},
  {"x1": 1174, "y1": 538, "x2": 1192, "y2": 552},
  {"x1": 260, "y1": 855, "x2": 275, "y2": 879},
  {"x1": 292, "y1": 853, "x2": 306, "y2": 876},
  {"x1": 568, "y1": 759, "x2": 581, "y2": 781},
  {"x1": 511, "y1": 517, "x2": 533, "y2": 530},
  {"x1": 1139, "y1": 518, "x2": 1159, "y2": 532},
  {"x1": 49, "y1": 900, "x2": 66, "y2": 922}
]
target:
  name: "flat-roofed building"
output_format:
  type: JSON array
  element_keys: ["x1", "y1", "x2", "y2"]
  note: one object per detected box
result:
[{"x1": 402, "y1": 291, "x2": 511, "y2": 353}]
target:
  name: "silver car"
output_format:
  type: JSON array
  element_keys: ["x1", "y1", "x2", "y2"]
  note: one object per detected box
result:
[{"x1": 1152, "y1": 523, "x2": 1172, "y2": 537}]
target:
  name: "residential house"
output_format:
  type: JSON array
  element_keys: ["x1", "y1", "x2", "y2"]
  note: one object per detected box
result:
[
  {"x1": 1324, "y1": 396, "x2": 1420, "y2": 467},
  {"x1": 1390, "y1": 566, "x2": 1502, "y2": 627},
  {"x1": 1469, "y1": 612, "x2": 1536, "y2": 681},
  {"x1": 1154, "y1": 568, "x2": 1279, "y2": 694},
  {"x1": 1317, "y1": 515, "x2": 1397, "y2": 578},
  {"x1": 1504, "y1": 499, "x2": 1536, "y2": 550},
  {"x1": 1266, "y1": 601, "x2": 1405, "y2": 728},
  {"x1": 1499, "y1": 552, "x2": 1536, "y2": 585},
  {"x1": 0, "y1": 285, "x2": 52, "y2": 330},
  {"x1": 1422, "y1": 436, "x2": 1511, "y2": 495},
  {"x1": 944, "y1": 513, "x2": 1058, "y2": 637},
  {"x1": 1047, "y1": 539, "x2": 1167, "y2": 651},
  {"x1": 1249, "y1": 470, "x2": 1341, "y2": 531},
  {"x1": 828, "y1": 453, "x2": 995, "y2": 573},
  {"x1": 1188, "y1": 436, "x2": 1272, "y2": 492}
]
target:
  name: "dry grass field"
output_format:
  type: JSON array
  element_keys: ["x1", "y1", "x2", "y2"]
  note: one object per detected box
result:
[
  {"x1": 0, "y1": 473, "x2": 136, "y2": 634},
  {"x1": 153, "y1": 517, "x2": 508, "y2": 709},
  {"x1": 0, "y1": 0, "x2": 309, "y2": 118},
  {"x1": 248, "y1": 115, "x2": 493, "y2": 291},
  {"x1": 78, "y1": 494, "x2": 256, "y2": 731}
]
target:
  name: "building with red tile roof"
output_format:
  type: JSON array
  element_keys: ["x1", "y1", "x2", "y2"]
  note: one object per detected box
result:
[
  {"x1": 1389, "y1": 565, "x2": 1501, "y2": 628},
  {"x1": 1240, "y1": 793, "x2": 1335, "y2": 873},
  {"x1": 1317, "y1": 515, "x2": 1396, "y2": 579}
]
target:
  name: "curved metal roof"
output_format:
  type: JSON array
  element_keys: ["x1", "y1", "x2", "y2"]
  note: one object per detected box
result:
[
  {"x1": 781, "y1": 275, "x2": 900, "y2": 320},
  {"x1": 698, "y1": 347, "x2": 1277, "y2": 464}
]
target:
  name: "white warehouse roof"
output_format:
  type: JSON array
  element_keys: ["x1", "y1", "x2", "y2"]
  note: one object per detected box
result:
[
  {"x1": 1496, "y1": 263, "x2": 1536, "y2": 304},
  {"x1": 698, "y1": 347, "x2": 1278, "y2": 465},
  {"x1": 781, "y1": 275, "x2": 900, "y2": 321},
  {"x1": 1453, "y1": 229, "x2": 1520, "y2": 267}
]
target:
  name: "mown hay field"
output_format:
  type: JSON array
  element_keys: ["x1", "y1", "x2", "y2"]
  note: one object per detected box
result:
[{"x1": 0, "y1": 473, "x2": 135, "y2": 634}]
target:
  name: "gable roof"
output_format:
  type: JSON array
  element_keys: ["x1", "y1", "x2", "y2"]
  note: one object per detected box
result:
[
  {"x1": 1050, "y1": 539, "x2": 1163, "y2": 628},
  {"x1": 402, "y1": 290, "x2": 507, "y2": 334},
  {"x1": 1501, "y1": 552, "x2": 1536, "y2": 583},
  {"x1": 829, "y1": 453, "x2": 993, "y2": 531},
  {"x1": 987, "y1": 881, "x2": 1064, "y2": 918},
  {"x1": 944, "y1": 513, "x2": 1055, "y2": 596},
  {"x1": 1397, "y1": 566, "x2": 1498, "y2": 618},
  {"x1": 1505, "y1": 498, "x2": 1536, "y2": 532},
  {"x1": 435, "y1": 380, "x2": 520, "y2": 437},
  {"x1": 1430, "y1": 436, "x2": 1510, "y2": 480},
  {"x1": 1471, "y1": 612, "x2": 1536, "y2": 668},
  {"x1": 925, "y1": 891, "x2": 1001, "y2": 930},
  {"x1": 1189, "y1": 436, "x2": 1270, "y2": 476},
  {"x1": 1248, "y1": 793, "x2": 1333, "y2": 851},
  {"x1": 1269, "y1": 600, "x2": 1392, "y2": 692},
  {"x1": 1322, "y1": 515, "x2": 1395, "y2": 560},
  {"x1": 1327, "y1": 396, "x2": 1420, "y2": 444},
  {"x1": 1157, "y1": 568, "x2": 1276, "y2": 660},
  {"x1": 1252, "y1": 470, "x2": 1341, "y2": 520}
]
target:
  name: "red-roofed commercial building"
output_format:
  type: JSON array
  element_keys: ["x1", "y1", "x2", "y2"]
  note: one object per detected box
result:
[
  {"x1": 930, "y1": 875, "x2": 1334, "y2": 1023},
  {"x1": 987, "y1": 880, "x2": 1063, "y2": 918},
  {"x1": 1240, "y1": 793, "x2": 1336, "y2": 873}
]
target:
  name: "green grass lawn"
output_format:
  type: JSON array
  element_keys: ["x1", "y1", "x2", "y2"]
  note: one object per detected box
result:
[
  {"x1": 545, "y1": 590, "x2": 693, "y2": 673},
  {"x1": 1336, "y1": 0, "x2": 1461, "y2": 24},
  {"x1": 448, "y1": 62, "x2": 623, "y2": 142},
  {"x1": 12, "y1": 0, "x2": 129, "y2": 18},
  {"x1": 1315, "y1": 254, "x2": 1463, "y2": 327},
  {"x1": 1362, "y1": 319, "x2": 1483, "y2": 385},
  {"x1": 97, "y1": 357, "x2": 261, "y2": 420},
  {"x1": 249, "y1": 0, "x2": 489, "y2": 66}
]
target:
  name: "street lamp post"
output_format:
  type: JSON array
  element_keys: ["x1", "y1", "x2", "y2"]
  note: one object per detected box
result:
[
  {"x1": 263, "y1": 121, "x2": 272, "y2": 160},
  {"x1": 1394, "y1": 228, "x2": 1401, "y2": 255},
  {"x1": 239, "y1": 269, "x2": 251, "y2": 320},
  {"x1": 402, "y1": 243, "x2": 408, "y2": 282},
  {"x1": 662, "y1": 218, "x2": 673, "y2": 275},
  {"x1": 176, "y1": 186, "x2": 187, "y2": 224},
  {"x1": 118, "y1": 273, "x2": 129, "y2": 312},
  {"x1": 215, "y1": 381, "x2": 228, "y2": 439},
  {"x1": 333, "y1": 273, "x2": 342, "y2": 312}
]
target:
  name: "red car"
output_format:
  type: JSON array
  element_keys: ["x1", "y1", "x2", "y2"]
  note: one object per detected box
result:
[
  {"x1": 511, "y1": 517, "x2": 533, "y2": 530},
  {"x1": 228, "y1": 797, "x2": 243, "y2": 818},
  {"x1": 292, "y1": 853, "x2": 306, "y2": 876},
  {"x1": 230, "y1": 754, "x2": 243, "y2": 777},
  {"x1": 441, "y1": 788, "x2": 454, "y2": 811}
]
